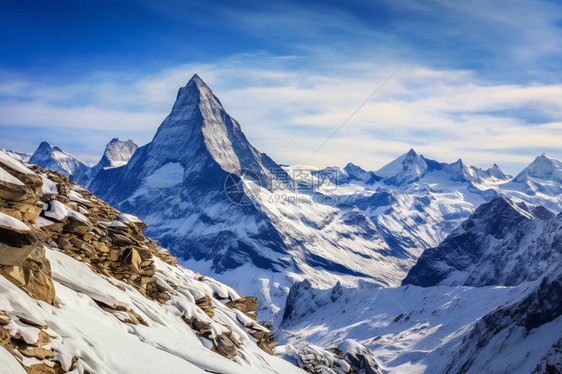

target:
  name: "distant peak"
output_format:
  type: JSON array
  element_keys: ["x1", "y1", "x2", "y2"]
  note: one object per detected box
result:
[
  {"x1": 109, "y1": 137, "x2": 120, "y2": 143},
  {"x1": 38, "y1": 141, "x2": 52, "y2": 149},
  {"x1": 406, "y1": 148, "x2": 418, "y2": 156}
]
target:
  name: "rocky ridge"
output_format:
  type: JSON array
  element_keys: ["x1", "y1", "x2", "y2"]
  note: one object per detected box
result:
[{"x1": 0, "y1": 151, "x2": 299, "y2": 374}]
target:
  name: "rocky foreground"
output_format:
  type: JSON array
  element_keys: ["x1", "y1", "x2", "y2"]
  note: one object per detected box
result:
[{"x1": 0, "y1": 150, "x2": 302, "y2": 374}]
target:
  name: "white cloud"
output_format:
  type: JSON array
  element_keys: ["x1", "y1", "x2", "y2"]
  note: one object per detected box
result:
[{"x1": 1, "y1": 52, "x2": 561, "y2": 174}]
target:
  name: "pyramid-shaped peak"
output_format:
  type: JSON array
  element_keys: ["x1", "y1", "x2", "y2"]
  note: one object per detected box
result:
[
  {"x1": 406, "y1": 148, "x2": 418, "y2": 156},
  {"x1": 182, "y1": 74, "x2": 214, "y2": 95},
  {"x1": 171, "y1": 73, "x2": 223, "y2": 113},
  {"x1": 37, "y1": 141, "x2": 52, "y2": 150}
]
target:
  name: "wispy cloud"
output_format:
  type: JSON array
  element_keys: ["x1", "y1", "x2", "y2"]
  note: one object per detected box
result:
[{"x1": 1, "y1": 51, "x2": 561, "y2": 173}]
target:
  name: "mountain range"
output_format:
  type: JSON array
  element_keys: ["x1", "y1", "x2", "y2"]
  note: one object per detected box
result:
[{"x1": 5, "y1": 74, "x2": 562, "y2": 373}]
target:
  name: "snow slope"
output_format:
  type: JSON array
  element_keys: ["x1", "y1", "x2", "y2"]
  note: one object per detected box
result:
[{"x1": 279, "y1": 278, "x2": 559, "y2": 374}]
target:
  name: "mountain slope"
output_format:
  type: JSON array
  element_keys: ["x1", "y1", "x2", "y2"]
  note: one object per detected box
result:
[
  {"x1": 445, "y1": 266, "x2": 562, "y2": 374},
  {"x1": 29, "y1": 141, "x2": 90, "y2": 179},
  {"x1": 403, "y1": 197, "x2": 560, "y2": 287},
  {"x1": 0, "y1": 151, "x2": 304, "y2": 374}
]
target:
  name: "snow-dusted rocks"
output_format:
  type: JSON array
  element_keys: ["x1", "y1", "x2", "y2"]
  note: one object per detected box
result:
[
  {"x1": 29, "y1": 141, "x2": 90, "y2": 179},
  {"x1": 0, "y1": 152, "x2": 305, "y2": 373},
  {"x1": 402, "y1": 197, "x2": 560, "y2": 287}
]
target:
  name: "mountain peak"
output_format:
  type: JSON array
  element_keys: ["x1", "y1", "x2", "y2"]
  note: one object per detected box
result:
[
  {"x1": 29, "y1": 141, "x2": 88, "y2": 177},
  {"x1": 406, "y1": 148, "x2": 418, "y2": 157},
  {"x1": 514, "y1": 153, "x2": 562, "y2": 183},
  {"x1": 376, "y1": 148, "x2": 427, "y2": 185}
]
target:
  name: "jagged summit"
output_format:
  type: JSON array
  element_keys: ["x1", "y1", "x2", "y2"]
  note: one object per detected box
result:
[
  {"x1": 100, "y1": 138, "x2": 138, "y2": 168},
  {"x1": 514, "y1": 153, "x2": 562, "y2": 183},
  {"x1": 402, "y1": 196, "x2": 558, "y2": 287},
  {"x1": 29, "y1": 141, "x2": 89, "y2": 178}
]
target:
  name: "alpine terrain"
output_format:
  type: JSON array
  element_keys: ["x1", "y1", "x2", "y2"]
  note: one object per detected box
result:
[{"x1": 4, "y1": 74, "x2": 562, "y2": 374}]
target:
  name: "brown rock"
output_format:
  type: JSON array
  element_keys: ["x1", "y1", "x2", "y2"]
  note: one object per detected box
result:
[
  {"x1": 64, "y1": 216, "x2": 93, "y2": 235},
  {"x1": 0, "y1": 326, "x2": 14, "y2": 352},
  {"x1": 55, "y1": 237, "x2": 72, "y2": 251},
  {"x1": 0, "y1": 207, "x2": 23, "y2": 221},
  {"x1": 0, "y1": 246, "x2": 57, "y2": 306},
  {"x1": 11, "y1": 202, "x2": 42, "y2": 224},
  {"x1": 212, "y1": 333, "x2": 238, "y2": 359},
  {"x1": 0, "y1": 225, "x2": 45, "y2": 266},
  {"x1": 195, "y1": 295, "x2": 215, "y2": 318},
  {"x1": 109, "y1": 232, "x2": 136, "y2": 246},
  {"x1": 27, "y1": 363, "x2": 56, "y2": 374},
  {"x1": 40, "y1": 220, "x2": 64, "y2": 233},
  {"x1": 19, "y1": 346, "x2": 55, "y2": 359},
  {"x1": 35, "y1": 330, "x2": 51, "y2": 346},
  {"x1": 0, "y1": 311, "x2": 10, "y2": 325},
  {"x1": 109, "y1": 249, "x2": 121, "y2": 262},
  {"x1": 56, "y1": 183, "x2": 70, "y2": 197},
  {"x1": 0, "y1": 179, "x2": 38, "y2": 202},
  {"x1": 139, "y1": 265, "x2": 156, "y2": 277},
  {"x1": 119, "y1": 248, "x2": 142, "y2": 272},
  {"x1": 226, "y1": 296, "x2": 259, "y2": 315},
  {"x1": 92, "y1": 241, "x2": 109, "y2": 253},
  {"x1": 70, "y1": 237, "x2": 94, "y2": 252}
]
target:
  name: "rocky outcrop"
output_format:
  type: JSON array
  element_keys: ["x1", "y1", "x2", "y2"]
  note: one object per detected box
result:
[
  {"x1": 279, "y1": 341, "x2": 382, "y2": 374},
  {"x1": 0, "y1": 152, "x2": 288, "y2": 373}
]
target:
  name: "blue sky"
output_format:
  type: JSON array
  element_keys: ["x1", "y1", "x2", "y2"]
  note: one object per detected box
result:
[{"x1": 1, "y1": 0, "x2": 562, "y2": 173}]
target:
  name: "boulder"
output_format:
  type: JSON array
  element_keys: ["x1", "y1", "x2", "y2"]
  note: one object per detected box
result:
[
  {"x1": 0, "y1": 246, "x2": 57, "y2": 306},
  {"x1": 0, "y1": 226, "x2": 45, "y2": 266},
  {"x1": 70, "y1": 237, "x2": 94, "y2": 252},
  {"x1": 195, "y1": 295, "x2": 215, "y2": 318}
]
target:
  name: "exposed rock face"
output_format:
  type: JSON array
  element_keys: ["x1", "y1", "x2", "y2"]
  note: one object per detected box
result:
[
  {"x1": 403, "y1": 197, "x2": 560, "y2": 287},
  {"x1": 278, "y1": 341, "x2": 382, "y2": 374}
]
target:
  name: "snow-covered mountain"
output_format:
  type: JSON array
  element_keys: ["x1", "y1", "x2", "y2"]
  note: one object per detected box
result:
[
  {"x1": 77, "y1": 138, "x2": 138, "y2": 184},
  {"x1": 308, "y1": 149, "x2": 562, "y2": 267},
  {"x1": 403, "y1": 197, "x2": 560, "y2": 287},
  {"x1": 29, "y1": 141, "x2": 90, "y2": 179},
  {"x1": 0, "y1": 150, "x2": 304, "y2": 374},
  {"x1": 279, "y1": 195, "x2": 562, "y2": 373},
  {"x1": 89, "y1": 75, "x2": 408, "y2": 323},
  {"x1": 500, "y1": 153, "x2": 562, "y2": 211},
  {"x1": 0, "y1": 148, "x2": 32, "y2": 163}
]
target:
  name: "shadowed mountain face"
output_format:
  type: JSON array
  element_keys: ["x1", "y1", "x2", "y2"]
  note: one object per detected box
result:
[{"x1": 403, "y1": 196, "x2": 560, "y2": 287}]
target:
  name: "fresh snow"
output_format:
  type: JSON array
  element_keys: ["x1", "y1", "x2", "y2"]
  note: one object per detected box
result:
[
  {"x1": 0, "y1": 212, "x2": 30, "y2": 231},
  {"x1": 0, "y1": 149, "x2": 34, "y2": 175},
  {"x1": 0, "y1": 167, "x2": 24, "y2": 186}
]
